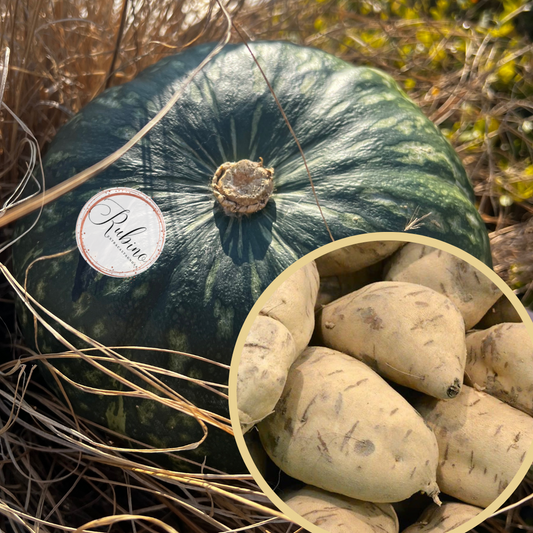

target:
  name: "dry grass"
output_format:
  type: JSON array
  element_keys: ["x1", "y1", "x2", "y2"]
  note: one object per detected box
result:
[
  {"x1": 0, "y1": 2, "x2": 305, "y2": 530},
  {"x1": 1, "y1": 0, "x2": 533, "y2": 531}
]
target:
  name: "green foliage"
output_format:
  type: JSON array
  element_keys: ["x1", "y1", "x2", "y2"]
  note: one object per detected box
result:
[{"x1": 307, "y1": 0, "x2": 533, "y2": 214}]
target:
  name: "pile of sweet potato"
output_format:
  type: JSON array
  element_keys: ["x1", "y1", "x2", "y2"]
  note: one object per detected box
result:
[{"x1": 235, "y1": 240, "x2": 533, "y2": 533}]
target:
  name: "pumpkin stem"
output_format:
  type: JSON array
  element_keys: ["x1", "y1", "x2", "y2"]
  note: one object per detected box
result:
[{"x1": 212, "y1": 159, "x2": 274, "y2": 216}]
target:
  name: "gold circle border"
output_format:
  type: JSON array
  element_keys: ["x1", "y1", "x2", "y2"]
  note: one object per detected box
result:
[{"x1": 228, "y1": 231, "x2": 533, "y2": 533}]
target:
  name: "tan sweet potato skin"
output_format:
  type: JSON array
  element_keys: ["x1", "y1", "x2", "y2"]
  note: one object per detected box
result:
[
  {"x1": 316, "y1": 242, "x2": 403, "y2": 277},
  {"x1": 237, "y1": 315, "x2": 297, "y2": 432},
  {"x1": 258, "y1": 346, "x2": 440, "y2": 504},
  {"x1": 384, "y1": 243, "x2": 502, "y2": 330},
  {"x1": 260, "y1": 261, "x2": 320, "y2": 355},
  {"x1": 283, "y1": 485, "x2": 399, "y2": 533},
  {"x1": 320, "y1": 281, "x2": 466, "y2": 400},
  {"x1": 413, "y1": 385, "x2": 533, "y2": 508},
  {"x1": 237, "y1": 262, "x2": 320, "y2": 432},
  {"x1": 401, "y1": 503, "x2": 482, "y2": 533},
  {"x1": 465, "y1": 322, "x2": 533, "y2": 415}
]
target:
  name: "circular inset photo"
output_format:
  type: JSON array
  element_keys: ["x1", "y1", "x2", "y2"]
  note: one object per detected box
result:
[{"x1": 228, "y1": 233, "x2": 533, "y2": 533}]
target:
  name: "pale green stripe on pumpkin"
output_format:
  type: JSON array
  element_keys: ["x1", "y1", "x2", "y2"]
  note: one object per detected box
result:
[
  {"x1": 355, "y1": 189, "x2": 413, "y2": 216},
  {"x1": 251, "y1": 60, "x2": 266, "y2": 93},
  {"x1": 230, "y1": 116, "x2": 237, "y2": 162},
  {"x1": 299, "y1": 73, "x2": 316, "y2": 95},
  {"x1": 465, "y1": 211, "x2": 482, "y2": 228},
  {"x1": 115, "y1": 125, "x2": 138, "y2": 140},
  {"x1": 205, "y1": 61, "x2": 221, "y2": 84},
  {"x1": 273, "y1": 188, "x2": 317, "y2": 208},
  {"x1": 395, "y1": 117, "x2": 428, "y2": 136},
  {"x1": 391, "y1": 141, "x2": 456, "y2": 169},
  {"x1": 145, "y1": 100, "x2": 159, "y2": 115},
  {"x1": 366, "y1": 66, "x2": 396, "y2": 85},
  {"x1": 122, "y1": 91, "x2": 142, "y2": 105},
  {"x1": 105, "y1": 396, "x2": 127, "y2": 435},
  {"x1": 95, "y1": 93, "x2": 123, "y2": 109},
  {"x1": 213, "y1": 298, "x2": 235, "y2": 341},
  {"x1": 146, "y1": 435, "x2": 171, "y2": 450},
  {"x1": 219, "y1": 216, "x2": 235, "y2": 248},
  {"x1": 45, "y1": 150, "x2": 70, "y2": 165},
  {"x1": 236, "y1": 218, "x2": 244, "y2": 259},
  {"x1": 72, "y1": 294, "x2": 92, "y2": 318},
  {"x1": 248, "y1": 103, "x2": 263, "y2": 154},
  {"x1": 204, "y1": 255, "x2": 221, "y2": 304},
  {"x1": 40, "y1": 342, "x2": 51, "y2": 353},
  {"x1": 167, "y1": 131, "x2": 218, "y2": 171},
  {"x1": 42, "y1": 208, "x2": 63, "y2": 224},
  {"x1": 186, "y1": 82, "x2": 203, "y2": 105},
  {"x1": 296, "y1": 50, "x2": 325, "y2": 72},
  {"x1": 167, "y1": 331, "x2": 190, "y2": 357},
  {"x1": 165, "y1": 414, "x2": 181, "y2": 431},
  {"x1": 21, "y1": 247, "x2": 43, "y2": 269},
  {"x1": 248, "y1": 246, "x2": 263, "y2": 302},
  {"x1": 199, "y1": 77, "x2": 220, "y2": 122},
  {"x1": 177, "y1": 210, "x2": 215, "y2": 238},
  {"x1": 269, "y1": 226, "x2": 302, "y2": 262},
  {"x1": 84, "y1": 368, "x2": 108, "y2": 386},
  {"x1": 326, "y1": 99, "x2": 352, "y2": 118},
  {"x1": 274, "y1": 139, "x2": 378, "y2": 183},
  {"x1": 215, "y1": 134, "x2": 228, "y2": 165},
  {"x1": 248, "y1": 143, "x2": 257, "y2": 163},
  {"x1": 92, "y1": 319, "x2": 106, "y2": 339},
  {"x1": 358, "y1": 92, "x2": 398, "y2": 106},
  {"x1": 101, "y1": 277, "x2": 128, "y2": 298},
  {"x1": 337, "y1": 200, "x2": 409, "y2": 231},
  {"x1": 35, "y1": 280, "x2": 46, "y2": 301},
  {"x1": 366, "y1": 116, "x2": 400, "y2": 130},
  {"x1": 132, "y1": 282, "x2": 150, "y2": 300},
  {"x1": 136, "y1": 399, "x2": 157, "y2": 427}
]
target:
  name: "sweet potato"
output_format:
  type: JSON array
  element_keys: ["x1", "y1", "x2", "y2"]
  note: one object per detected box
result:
[
  {"x1": 320, "y1": 281, "x2": 466, "y2": 400},
  {"x1": 465, "y1": 322, "x2": 533, "y2": 415},
  {"x1": 384, "y1": 243, "x2": 501, "y2": 330},
  {"x1": 260, "y1": 261, "x2": 320, "y2": 355},
  {"x1": 236, "y1": 315, "x2": 297, "y2": 433},
  {"x1": 282, "y1": 485, "x2": 399, "y2": 533},
  {"x1": 401, "y1": 503, "x2": 482, "y2": 533},
  {"x1": 413, "y1": 385, "x2": 533, "y2": 507},
  {"x1": 315, "y1": 242, "x2": 403, "y2": 277},
  {"x1": 258, "y1": 346, "x2": 441, "y2": 504},
  {"x1": 237, "y1": 262, "x2": 320, "y2": 432}
]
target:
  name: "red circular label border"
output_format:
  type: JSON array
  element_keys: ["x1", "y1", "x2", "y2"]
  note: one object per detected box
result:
[{"x1": 76, "y1": 188, "x2": 166, "y2": 278}]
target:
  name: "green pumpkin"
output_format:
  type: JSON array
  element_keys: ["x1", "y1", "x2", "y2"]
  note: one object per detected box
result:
[{"x1": 12, "y1": 41, "x2": 490, "y2": 472}]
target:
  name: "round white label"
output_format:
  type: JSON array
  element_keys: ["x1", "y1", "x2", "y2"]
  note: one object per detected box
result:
[{"x1": 76, "y1": 188, "x2": 166, "y2": 278}]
